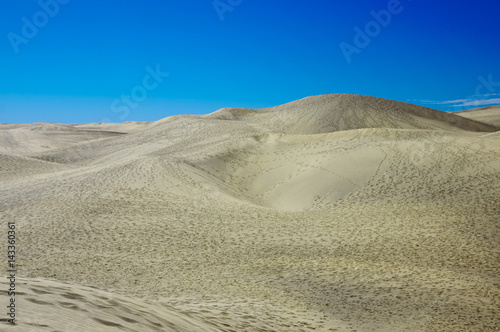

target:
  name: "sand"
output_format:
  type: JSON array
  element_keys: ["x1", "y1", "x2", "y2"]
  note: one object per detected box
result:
[
  {"x1": 455, "y1": 105, "x2": 500, "y2": 128},
  {"x1": 1, "y1": 94, "x2": 499, "y2": 331}
]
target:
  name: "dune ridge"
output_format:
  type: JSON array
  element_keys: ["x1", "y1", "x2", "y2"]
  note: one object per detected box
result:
[
  {"x1": 1, "y1": 94, "x2": 499, "y2": 331},
  {"x1": 455, "y1": 105, "x2": 500, "y2": 127},
  {"x1": 206, "y1": 94, "x2": 499, "y2": 133}
]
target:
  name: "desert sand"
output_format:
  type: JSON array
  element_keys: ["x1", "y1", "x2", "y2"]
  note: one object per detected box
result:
[
  {"x1": 1, "y1": 94, "x2": 499, "y2": 331},
  {"x1": 455, "y1": 105, "x2": 500, "y2": 127}
]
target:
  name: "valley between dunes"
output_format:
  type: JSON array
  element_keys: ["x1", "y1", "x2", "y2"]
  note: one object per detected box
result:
[{"x1": 1, "y1": 94, "x2": 499, "y2": 331}]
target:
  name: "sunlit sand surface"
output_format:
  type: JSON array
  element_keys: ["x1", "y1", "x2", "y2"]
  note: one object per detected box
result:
[{"x1": 1, "y1": 94, "x2": 499, "y2": 331}]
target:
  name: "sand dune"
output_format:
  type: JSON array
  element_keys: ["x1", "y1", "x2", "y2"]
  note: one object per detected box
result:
[
  {"x1": 72, "y1": 121, "x2": 149, "y2": 133},
  {"x1": 0, "y1": 278, "x2": 220, "y2": 332},
  {"x1": 0, "y1": 123, "x2": 128, "y2": 156},
  {"x1": 455, "y1": 105, "x2": 500, "y2": 127},
  {"x1": 205, "y1": 94, "x2": 499, "y2": 133},
  {"x1": 1, "y1": 94, "x2": 499, "y2": 331}
]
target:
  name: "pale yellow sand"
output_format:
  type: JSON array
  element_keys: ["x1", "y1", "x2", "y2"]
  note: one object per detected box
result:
[
  {"x1": 1, "y1": 94, "x2": 499, "y2": 331},
  {"x1": 72, "y1": 121, "x2": 149, "y2": 133},
  {"x1": 455, "y1": 105, "x2": 500, "y2": 128},
  {"x1": 0, "y1": 277, "x2": 220, "y2": 332}
]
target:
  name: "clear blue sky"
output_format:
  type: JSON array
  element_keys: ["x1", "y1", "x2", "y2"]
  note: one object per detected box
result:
[{"x1": 1, "y1": 0, "x2": 499, "y2": 124}]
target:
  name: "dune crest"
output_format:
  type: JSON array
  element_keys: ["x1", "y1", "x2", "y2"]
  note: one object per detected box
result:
[
  {"x1": 455, "y1": 105, "x2": 500, "y2": 127},
  {"x1": 1, "y1": 94, "x2": 499, "y2": 331},
  {"x1": 206, "y1": 94, "x2": 499, "y2": 133}
]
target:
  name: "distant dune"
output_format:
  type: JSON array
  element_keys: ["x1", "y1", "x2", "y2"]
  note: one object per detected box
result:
[
  {"x1": 206, "y1": 94, "x2": 499, "y2": 133},
  {"x1": 455, "y1": 105, "x2": 500, "y2": 127},
  {"x1": 0, "y1": 122, "x2": 147, "y2": 156},
  {"x1": 1, "y1": 94, "x2": 499, "y2": 331}
]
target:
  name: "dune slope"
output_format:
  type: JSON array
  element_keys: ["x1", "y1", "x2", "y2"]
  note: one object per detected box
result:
[
  {"x1": 1, "y1": 94, "x2": 499, "y2": 331},
  {"x1": 455, "y1": 105, "x2": 500, "y2": 127}
]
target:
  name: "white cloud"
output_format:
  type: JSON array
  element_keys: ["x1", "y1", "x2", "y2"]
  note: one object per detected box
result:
[
  {"x1": 410, "y1": 94, "x2": 500, "y2": 108},
  {"x1": 452, "y1": 98, "x2": 500, "y2": 107}
]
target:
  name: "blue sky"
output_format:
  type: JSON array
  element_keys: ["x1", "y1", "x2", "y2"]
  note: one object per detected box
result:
[{"x1": 1, "y1": 0, "x2": 499, "y2": 124}]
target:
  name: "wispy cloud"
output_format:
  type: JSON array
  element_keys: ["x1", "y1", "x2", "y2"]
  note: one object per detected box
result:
[
  {"x1": 409, "y1": 94, "x2": 500, "y2": 109},
  {"x1": 451, "y1": 98, "x2": 500, "y2": 107}
]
